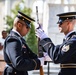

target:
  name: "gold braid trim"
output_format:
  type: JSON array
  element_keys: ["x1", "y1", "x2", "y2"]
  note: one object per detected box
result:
[
  {"x1": 32, "y1": 59, "x2": 37, "y2": 70},
  {"x1": 18, "y1": 13, "x2": 31, "y2": 22},
  {"x1": 60, "y1": 15, "x2": 76, "y2": 17}
]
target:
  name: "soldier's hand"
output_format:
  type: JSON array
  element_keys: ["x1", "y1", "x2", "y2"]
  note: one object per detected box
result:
[
  {"x1": 35, "y1": 23, "x2": 42, "y2": 29},
  {"x1": 35, "y1": 28, "x2": 48, "y2": 40},
  {"x1": 38, "y1": 57, "x2": 44, "y2": 66},
  {"x1": 43, "y1": 52, "x2": 52, "y2": 61}
]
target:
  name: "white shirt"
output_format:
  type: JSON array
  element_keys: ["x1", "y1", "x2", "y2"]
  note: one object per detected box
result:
[
  {"x1": 12, "y1": 29, "x2": 22, "y2": 37},
  {"x1": 0, "y1": 38, "x2": 5, "y2": 55}
]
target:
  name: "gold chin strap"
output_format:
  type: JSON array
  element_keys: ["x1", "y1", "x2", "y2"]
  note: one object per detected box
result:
[
  {"x1": 18, "y1": 13, "x2": 31, "y2": 22},
  {"x1": 60, "y1": 15, "x2": 76, "y2": 17}
]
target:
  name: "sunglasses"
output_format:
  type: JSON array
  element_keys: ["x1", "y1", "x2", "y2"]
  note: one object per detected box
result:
[
  {"x1": 58, "y1": 20, "x2": 70, "y2": 25},
  {"x1": 58, "y1": 19, "x2": 73, "y2": 25},
  {"x1": 19, "y1": 22, "x2": 30, "y2": 29}
]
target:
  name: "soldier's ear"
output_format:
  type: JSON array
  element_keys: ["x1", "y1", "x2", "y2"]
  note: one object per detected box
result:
[
  {"x1": 17, "y1": 22, "x2": 22, "y2": 29},
  {"x1": 67, "y1": 22, "x2": 70, "y2": 25},
  {"x1": 66, "y1": 20, "x2": 70, "y2": 26}
]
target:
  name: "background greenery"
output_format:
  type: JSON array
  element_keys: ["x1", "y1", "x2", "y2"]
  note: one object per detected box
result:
[{"x1": 4, "y1": 0, "x2": 38, "y2": 54}]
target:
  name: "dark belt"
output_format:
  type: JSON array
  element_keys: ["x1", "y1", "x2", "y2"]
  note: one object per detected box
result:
[{"x1": 60, "y1": 64, "x2": 76, "y2": 68}]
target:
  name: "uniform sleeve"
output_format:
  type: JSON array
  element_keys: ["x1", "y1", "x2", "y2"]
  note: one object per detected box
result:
[
  {"x1": 26, "y1": 46, "x2": 38, "y2": 59},
  {"x1": 29, "y1": 50, "x2": 38, "y2": 59},
  {"x1": 39, "y1": 38, "x2": 76, "y2": 63},
  {"x1": 5, "y1": 37, "x2": 40, "y2": 71}
]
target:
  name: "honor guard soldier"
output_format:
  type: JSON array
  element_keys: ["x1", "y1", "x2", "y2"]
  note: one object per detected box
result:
[
  {"x1": 36, "y1": 12, "x2": 76, "y2": 75},
  {"x1": 3, "y1": 11, "x2": 45, "y2": 75}
]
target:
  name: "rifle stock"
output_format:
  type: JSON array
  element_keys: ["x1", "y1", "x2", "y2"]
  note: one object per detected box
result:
[
  {"x1": 38, "y1": 44, "x2": 44, "y2": 75},
  {"x1": 40, "y1": 66, "x2": 44, "y2": 75},
  {"x1": 36, "y1": 6, "x2": 44, "y2": 75}
]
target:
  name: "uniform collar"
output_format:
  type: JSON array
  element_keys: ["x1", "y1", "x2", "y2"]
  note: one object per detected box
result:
[
  {"x1": 12, "y1": 29, "x2": 22, "y2": 37},
  {"x1": 64, "y1": 31, "x2": 75, "y2": 40}
]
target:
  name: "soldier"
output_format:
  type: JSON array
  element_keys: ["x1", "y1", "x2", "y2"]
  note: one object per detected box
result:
[
  {"x1": 3, "y1": 11, "x2": 45, "y2": 75},
  {"x1": 36, "y1": 12, "x2": 76, "y2": 75}
]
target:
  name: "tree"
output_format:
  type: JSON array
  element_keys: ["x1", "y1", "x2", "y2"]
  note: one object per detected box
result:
[
  {"x1": 25, "y1": 23, "x2": 38, "y2": 54},
  {"x1": 4, "y1": 0, "x2": 38, "y2": 54}
]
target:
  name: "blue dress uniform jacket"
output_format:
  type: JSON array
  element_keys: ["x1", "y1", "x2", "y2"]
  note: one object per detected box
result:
[
  {"x1": 3, "y1": 31, "x2": 40, "y2": 75},
  {"x1": 39, "y1": 31, "x2": 76, "y2": 75}
]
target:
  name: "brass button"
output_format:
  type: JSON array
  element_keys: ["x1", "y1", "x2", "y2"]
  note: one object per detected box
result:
[
  {"x1": 24, "y1": 51, "x2": 26, "y2": 53},
  {"x1": 23, "y1": 19, "x2": 24, "y2": 20},
  {"x1": 14, "y1": 72, "x2": 17, "y2": 74}
]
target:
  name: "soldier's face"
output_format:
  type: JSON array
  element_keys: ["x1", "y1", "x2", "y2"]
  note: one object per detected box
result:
[
  {"x1": 17, "y1": 22, "x2": 30, "y2": 36},
  {"x1": 21, "y1": 24, "x2": 30, "y2": 36},
  {"x1": 58, "y1": 20, "x2": 70, "y2": 35}
]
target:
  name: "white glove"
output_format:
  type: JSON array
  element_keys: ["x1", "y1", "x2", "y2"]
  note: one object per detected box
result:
[
  {"x1": 38, "y1": 57, "x2": 44, "y2": 66},
  {"x1": 34, "y1": 22, "x2": 43, "y2": 29},
  {"x1": 43, "y1": 52, "x2": 52, "y2": 61},
  {"x1": 36, "y1": 28, "x2": 48, "y2": 40}
]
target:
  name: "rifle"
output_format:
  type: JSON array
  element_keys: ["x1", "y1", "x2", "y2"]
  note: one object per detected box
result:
[{"x1": 36, "y1": 6, "x2": 44, "y2": 75}]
